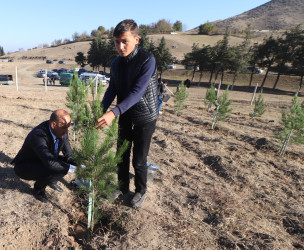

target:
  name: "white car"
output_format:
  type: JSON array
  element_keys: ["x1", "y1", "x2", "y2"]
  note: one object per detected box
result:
[{"x1": 79, "y1": 73, "x2": 108, "y2": 86}]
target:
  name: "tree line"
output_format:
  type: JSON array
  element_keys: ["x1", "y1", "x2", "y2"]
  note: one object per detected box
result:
[
  {"x1": 75, "y1": 30, "x2": 173, "y2": 78},
  {"x1": 184, "y1": 25, "x2": 304, "y2": 90}
]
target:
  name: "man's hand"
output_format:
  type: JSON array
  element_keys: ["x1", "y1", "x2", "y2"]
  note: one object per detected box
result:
[{"x1": 95, "y1": 111, "x2": 115, "y2": 129}]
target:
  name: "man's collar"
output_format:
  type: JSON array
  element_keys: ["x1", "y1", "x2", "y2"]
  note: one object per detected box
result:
[
  {"x1": 122, "y1": 45, "x2": 139, "y2": 63},
  {"x1": 49, "y1": 125, "x2": 57, "y2": 142}
]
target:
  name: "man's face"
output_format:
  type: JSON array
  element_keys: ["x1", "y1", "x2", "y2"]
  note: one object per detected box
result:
[
  {"x1": 51, "y1": 116, "x2": 71, "y2": 138},
  {"x1": 114, "y1": 30, "x2": 139, "y2": 57}
]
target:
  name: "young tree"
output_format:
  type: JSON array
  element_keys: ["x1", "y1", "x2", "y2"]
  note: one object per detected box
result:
[
  {"x1": 67, "y1": 79, "x2": 128, "y2": 230},
  {"x1": 250, "y1": 89, "x2": 266, "y2": 118},
  {"x1": 217, "y1": 86, "x2": 232, "y2": 122},
  {"x1": 212, "y1": 86, "x2": 232, "y2": 129},
  {"x1": 174, "y1": 81, "x2": 189, "y2": 114},
  {"x1": 204, "y1": 83, "x2": 217, "y2": 111},
  {"x1": 66, "y1": 72, "x2": 88, "y2": 140},
  {"x1": 275, "y1": 95, "x2": 304, "y2": 156}
]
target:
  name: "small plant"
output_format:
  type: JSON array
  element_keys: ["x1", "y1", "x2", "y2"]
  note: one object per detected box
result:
[
  {"x1": 204, "y1": 84, "x2": 217, "y2": 111},
  {"x1": 250, "y1": 89, "x2": 266, "y2": 118},
  {"x1": 212, "y1": 86, "x2": 232, "y2": 129},
  {"x1": 274, "y1": 94, "x2": 304, "y2": 156},
  {"x1": 174, "y1": 81, "x2": 189, "y2": 114}
]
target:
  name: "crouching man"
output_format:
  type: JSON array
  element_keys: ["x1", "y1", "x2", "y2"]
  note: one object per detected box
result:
[{"x1": 12, "y1": 109, "x2": 76, "y2": 203}]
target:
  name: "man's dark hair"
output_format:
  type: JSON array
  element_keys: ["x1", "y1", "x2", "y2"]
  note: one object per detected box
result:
[
  {"x1": 113, "y1": 19, "x2": 139, "y2": 37},
  {"x1": 50, "y1": 111, "x2": 59, "y2": 123}
]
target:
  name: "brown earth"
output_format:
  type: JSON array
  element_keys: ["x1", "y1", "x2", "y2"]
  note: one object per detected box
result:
[{"x1": 0, "y1": 58, "x2": 304, "y2": 249}]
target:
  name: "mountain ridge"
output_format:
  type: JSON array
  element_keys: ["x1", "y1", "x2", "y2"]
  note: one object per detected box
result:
[{"x1": 204, "y1": 0, "x2": 304, "y2": 32}]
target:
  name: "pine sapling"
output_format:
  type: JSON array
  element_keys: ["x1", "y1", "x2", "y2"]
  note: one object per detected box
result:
[
  {"x1": 250, "y1": 89, "x2": 266, "y2": 118},
  {"x1": 66, "y1": 72, "x2": 88, "y2": 140},
  {"x1": 212, "y1": 86, "x2": 232, "y2": 129},
  {"x1": 67, "y1": 78, "x2": 128, "y2": 231},
  {"x1": 204, "y1": 84, "x2": 217, "y2": 111},
  {"x1": 174, "y1": 81, "x2": 189, "y2": 114},
  {"x1": 274, "y1": 94, "x2": 304, "y2": 156}
]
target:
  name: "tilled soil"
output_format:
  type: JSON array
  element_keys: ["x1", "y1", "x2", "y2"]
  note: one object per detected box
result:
[{"x1": 0, "y1": 61, "x2": 303, "y2": 249}]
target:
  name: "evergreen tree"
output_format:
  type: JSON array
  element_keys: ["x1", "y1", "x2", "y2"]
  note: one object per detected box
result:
[
  {"x1": 139, "y1": 28, "x2": 150, "y2": 51},
  {"x1": 172, "y1": 21, "x2": 182, "y2": 32},
  {"x1": 204, "y1": 84, "x2": 217, "y2": 111},
  {"x1": 217, "y1": 86, "x2": 232, "y2": 122},
  {"x1": 154, "y1": 37, "x2": 173, "y2": 78},
  {"x1": 66, "y1": 72, "x2": 88, "y2": 139},
  {"x1": 274, "y1": 95, "x2": 304, "y2": 156},
  {"x1": 75, "y1": 52, "x2": 87, "y2": 68},
  {"x1": 198, "y1": 22, "x2": 215, "y2": 34},
  {"x1": 174, "y1": 81, "x2": 188, "y2": 114},
  {"x1": 257, "y1": 36, "x2": 280, "y2": 88},
  {"x1": 230, "y1": 25, "x2": 253, "y2": 89},
  {"x1": 0, "y1": 46, "x2": 4, "y2": 56},
  {"x1": 67, "y1": 79, "x2": 128, "y2": 230},
  {"x1": 87, "y1": 38, "x2": 100, "y2": 70},
  {"x1": 250, "y1": 89, "x2": 266, "y2": 118}
]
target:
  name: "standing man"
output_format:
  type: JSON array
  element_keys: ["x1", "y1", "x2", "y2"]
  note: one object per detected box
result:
[
  {"x1": 13, "y1": 109, "x2": 75, "y2": 203},
  {"x1": 96, "y1": 19, "x2": 159, "y2": 207}
]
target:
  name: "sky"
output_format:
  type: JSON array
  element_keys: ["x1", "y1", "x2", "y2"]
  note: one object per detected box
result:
[{"x1": 1, "y1": 0, "x2": 270, "y2": 53}]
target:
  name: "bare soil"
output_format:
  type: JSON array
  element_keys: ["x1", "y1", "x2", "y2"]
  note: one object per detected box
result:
[{"x1": 0, "y1": 59, "x2": 303, "y2": 249}]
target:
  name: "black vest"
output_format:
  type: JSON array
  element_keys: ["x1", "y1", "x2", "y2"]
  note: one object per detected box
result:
[{"x1": 111, "y1": 47, "x2": 159, "y2": 126}]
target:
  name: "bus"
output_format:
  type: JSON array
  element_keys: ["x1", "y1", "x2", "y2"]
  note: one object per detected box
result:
[{"x1": 0, "y1": 74, "x2": 13, "y2": 85}]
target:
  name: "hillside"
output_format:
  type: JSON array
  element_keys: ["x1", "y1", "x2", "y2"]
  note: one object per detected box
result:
[
  {"x1": 211, "y1": 0, "x2": 304, "y2": 31},
  {"x1": 6, "y1": 33, "x2": 262, "y2": 63}
]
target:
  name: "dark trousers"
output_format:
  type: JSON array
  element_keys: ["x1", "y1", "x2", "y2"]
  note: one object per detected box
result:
[
  {"x1": 14, "y1": 156, "x2": 69, "y2": 190},
  {"x1": 117, "y1": 117, "x2": 156, "y2": 195}
]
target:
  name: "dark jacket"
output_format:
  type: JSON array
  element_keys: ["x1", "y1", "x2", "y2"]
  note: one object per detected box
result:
[
  {"x1": 104, "y1": 46, "x2": 159, "y2": 126},
  {"x1": 13, "y1": 120, "x2": 75, "y2": 173}
]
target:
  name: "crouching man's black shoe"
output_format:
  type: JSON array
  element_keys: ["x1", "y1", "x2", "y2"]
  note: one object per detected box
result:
[
  {"x1": 33, "y1": 189, "x2": 49, "y2": 203},
  {"x1": 49, "y1": 183, "x2": 63, "y2": 192}
]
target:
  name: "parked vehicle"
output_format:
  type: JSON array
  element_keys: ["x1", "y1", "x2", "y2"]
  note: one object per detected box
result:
[
  {"x1": 57, "y1": 68, "x2": 68, "y2": 74},
  {"x1": 46, "y1": 60, "x2": 53, "y2": 64},
  {"x1": 78, "y1": 68, "x2": 92, "y2": 76},
  {"x1": 167, "y1": 64, "x2": 176, "y2": 69},
  {"x1": 79, "y1": 73, "x2": 108, "y2": 86},
  {"x1": 247, "y1": 66, "x2": 263, "y2": 73},
  {"x1": 47, "y1": 71, "x2": 60, "y2": 80},
  {"x1": 59, "y1": 73, "x2": 74, "y2": 86},
  {"x1": 58, "y1": 60, "x2": 65, "y2": 64},
  {"x1": 0, "y1": 74, "x2": 13, "y2": 85},
  {"x1": 99, "y1": 70, "x2": 110, "y2": 77},
  {"x1": 37, "y1": 69, "x2": 46, "y2": 78}
]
